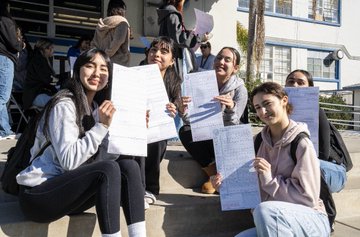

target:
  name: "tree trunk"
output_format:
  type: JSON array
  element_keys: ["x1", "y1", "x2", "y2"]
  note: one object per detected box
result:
[{"x1": 246, "y1": 0, "x2": 257, "y2": 82}]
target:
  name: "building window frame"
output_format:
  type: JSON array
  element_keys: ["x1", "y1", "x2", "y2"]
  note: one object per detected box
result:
[
  {"x1": 307, "y1": 49, "x2": 339, "y2": 83},
  {"x1": 259, "y1": 45, "x2": 291, "y2": 85},
  {"x1": 237, "y1": 0, "x2": 341, "y2": 26},
  {"x1": 308, "y1": 0, "x2": 340, "y2": 24},
  {"x1": 238, "y1": 0, "x2": 292, "y2": 15}
]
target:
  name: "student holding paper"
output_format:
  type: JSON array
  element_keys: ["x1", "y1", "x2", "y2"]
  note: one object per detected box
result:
[
  {"x1": 212, "y1": 82, "x2": 330, "y2": 237},
  {"x1": 16, "y1": 48, "x2": 146, "y2": 237},
  {"x1": 143, "y1": 36, "x2": 181, "y2": 207},
  {"x1": 179, "y1": 47, "x2": 248, "y2": 194},
  {"x1": 285, "y1": 69, "x2": 346, "y2": 193}
]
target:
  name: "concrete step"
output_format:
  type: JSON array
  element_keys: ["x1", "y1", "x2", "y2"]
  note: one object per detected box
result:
[
  {"x1": 333, "y1": 215, "x2": 360, "y2": 237},
  {"x1": 1, "y1": 129, "x2": 360, "y2": 237},
  {"x1": 0, "y1": 202, "x2": 98, "y2": 237}
]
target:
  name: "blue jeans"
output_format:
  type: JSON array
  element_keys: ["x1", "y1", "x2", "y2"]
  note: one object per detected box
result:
[
  {"x1": 320, "y1": 160, "x2": 347, "y2": 193},
  {"x1": 235, "y1": 201, "x2": 330, "y2": 237},
  {"x1": 0, "y1": 55, "x2": 14, "y2": 137}
]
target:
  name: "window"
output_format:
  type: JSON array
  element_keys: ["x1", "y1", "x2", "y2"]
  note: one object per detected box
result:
[
  {"x1": 260, "y1": 45, "x2": 291, "y2": 85},
  {"x1": 9, "y1": 0, "x2": 100, "y2": 39},
  {"x1": 308, "y1": 0, "x2": 339, "y2": 23},
  {"x1": 238, "y1": 0, "x2": 292, "y2": 15},
  {"x1": 307, "y1": 50, "x2": 336, "y2": 79}
]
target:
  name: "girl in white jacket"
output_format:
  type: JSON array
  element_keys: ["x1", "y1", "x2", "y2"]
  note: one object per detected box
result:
[{"x1": 17, "y1": 48, "x2": 145, "y2": 237}]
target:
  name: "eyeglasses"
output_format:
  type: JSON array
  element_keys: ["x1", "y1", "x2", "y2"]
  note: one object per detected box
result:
[{"x1": 200, "y1": 45, "x2": 208, "y2": 49}]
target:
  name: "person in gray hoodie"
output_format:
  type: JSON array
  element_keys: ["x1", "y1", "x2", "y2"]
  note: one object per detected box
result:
[
  {"x1": 91, "y1": 0, "x2": 130, "y2": 66},
  {"x1": 178, "y1": 47, "x2": 248, "y2": 194}
]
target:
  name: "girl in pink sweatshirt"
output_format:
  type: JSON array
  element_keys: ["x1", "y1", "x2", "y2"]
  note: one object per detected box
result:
[{"x1": 212, "y1": 82, "x2": 330, "y2": 236}]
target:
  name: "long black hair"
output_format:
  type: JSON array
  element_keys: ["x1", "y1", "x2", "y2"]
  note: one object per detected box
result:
[
  {"x1": 286, "y1": 69, "x2": 314, "y2": 87},
  {"x1": 148, "y1": 36, "x2": 182, "y2": 107},
  {"x1": 42, "y1": 48, "x2": 112, "y2": 139}
]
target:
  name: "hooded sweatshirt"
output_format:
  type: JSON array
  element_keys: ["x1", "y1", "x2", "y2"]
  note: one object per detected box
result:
[
  {"x1": 256, "y1": 120, "x2": 326, "y2": 213},
  {"x1": 91, "y1": 15, "x2": 130, "y2": 66},
  {"x1": 182, "y1": 74, "x2": 248, "y2": 125},
  {"x1": 157, "y1": 4, "x2": 198, "y2": 49},
  {"x1": 0, "y1": 16, "x2": 22, "y2": 63}
]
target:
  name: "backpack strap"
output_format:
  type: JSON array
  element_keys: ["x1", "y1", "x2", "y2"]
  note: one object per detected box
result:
[
  {"x1": 254, "y1": 132, "x2": 262, "y2": 155},
  {"x1": 290, "y1": 132, "x2": 309, "y2": 165}
]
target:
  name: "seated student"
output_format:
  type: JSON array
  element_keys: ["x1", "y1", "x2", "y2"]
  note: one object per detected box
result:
[
  {"x1": 66, "y1": 35, "x2": 91, "y2": 58},
  {"x1": 143, "y1": 36, "x2": 181, "y2": 207},
  {"x1": 13, "y1": 27, "x2": 33, "y2": 93},
  {"x1": 22, "y1": 38, "x2": 57, "y2": 110},
  {"x1": 212, "y1": 82, "x2": 331, "y2": 237},
  {"x1": 195, "y1": 42, "x2": 216, "y2": 71},
  {"x1": 285, "y1": 69, "x2": 346, "y2": 193},
  {"x1": 179, "y1": 47, "x2": 248, "y2": 194},
  {"x1": 16, "y1": 48, "x2": 146, "y2": 237}
]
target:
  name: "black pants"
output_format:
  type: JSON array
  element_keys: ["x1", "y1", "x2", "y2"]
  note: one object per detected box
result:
[
  {"x1": 145, "y1": 140, "x2": 167, "y2": 195},
  {"x1": 179, "y1": 125, "x2": 215, "y2": 168},
  {"x1": 19, "y1": 158, "x2": 144, "y2": 235}
]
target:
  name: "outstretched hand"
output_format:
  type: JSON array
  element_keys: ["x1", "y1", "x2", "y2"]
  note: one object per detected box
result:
[
  {"x1": 166, "y1": 102, "x2": 177, "y2": 118},
  {"x1": 214, "y1": 95, "x2": 235, "y2": 109},
  {"x1": 210, "y1": 173, "x2": 223, "y2": 192},
  {"x1": 179, "y1": 96, "x2": 191, "y2": 114},
  {"x1": 99, "y1": 100, "x2": 116, "y2": 127},
  {"x1": 254, "y1": 157, "x2": 271, "y2": 176}
]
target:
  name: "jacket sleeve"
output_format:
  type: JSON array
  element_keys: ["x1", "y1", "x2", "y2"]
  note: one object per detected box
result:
[
  {"x1": 105, "y1": 22, "x2": 128, "y2": 57},
  {"x1": 48, "y1": 101, "x2": 109, "y2": 170},
  {"x1": 318, "y1": 108, "x2": 331, "y2": 161},
  {"x1": 0, "y1": 17, "x2": 22, "y2": 53},
  {"x1": 223, "y1": 84, "x2": 248, "y2": 125},
  {"x1": 166, "y1": 13, "x2": 198, "y2": 48},
  {"x1": 259, "y1": 138, "x2": 321, "y2": 208}
]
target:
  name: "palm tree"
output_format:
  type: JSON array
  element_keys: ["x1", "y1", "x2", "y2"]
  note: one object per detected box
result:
[{"x1": 246, "y1": 0, "x2": 265, "y2": 83}]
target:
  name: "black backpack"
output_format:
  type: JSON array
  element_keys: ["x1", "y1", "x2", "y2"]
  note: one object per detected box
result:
[
  {"x1": 0, "y1": 112, "x2": 48, "y2": 195},
  {"x1": 254, "y1": 132, "x2": 336, "y2": 229},
  {"x1": 328, "y1": 122, "x2": 353, "y2": 172}
]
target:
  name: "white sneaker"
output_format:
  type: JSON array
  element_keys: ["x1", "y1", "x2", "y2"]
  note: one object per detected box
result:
[
  {"x1": 0, "y1": 133, "x2": 17, "y2": 140},
  {"x1": 144, "y1": 191, "x2": 156, "y2": 205},
  {"x1": 144, "y1": 200, "x2": 150, "y2": 210}
]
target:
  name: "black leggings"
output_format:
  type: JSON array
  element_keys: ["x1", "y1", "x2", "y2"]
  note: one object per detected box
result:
[
  {"x1": 18, "y1": 159, "x2": 144, "y2": 235},
  {"x1": 145, "y1": 140, "x2": 167, "y2": 195},
  {"x1": 179, "y1": 125, "x2": 215, "y2": 167}
]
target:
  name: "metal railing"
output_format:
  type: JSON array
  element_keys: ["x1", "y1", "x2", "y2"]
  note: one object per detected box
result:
[
  {"x1": 248, "y1": 102, "x2": 360, "y2": 130},
  {"x1": 320, "y1": 102, "x2": 360, "y2": 129}
]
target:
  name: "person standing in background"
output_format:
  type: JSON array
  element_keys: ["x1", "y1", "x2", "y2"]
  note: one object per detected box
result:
[
  {"x1": 0, "y1": 0, "x2": 23, "y2": 139},
  {"x1": 196, "y1": 42, "x2": 215, "y2": 71},
  {"x1": 157, "y1": 0, "x2": 209, "y2": 79},
  {"x1": 92, "y1": 0, "x2": 130, "y2": 66},
  {"x1": 66, "y1": 35, "x2": 92, "y2": 58}
]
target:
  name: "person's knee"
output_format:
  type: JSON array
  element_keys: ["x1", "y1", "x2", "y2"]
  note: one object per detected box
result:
[
  {"x1": 118, "y1": 159, "x2": 141, "y2": 176},
  {"x1": 253, "y1": 201, "x2": 278, "y2": 225},
  {"x1": 99, "y1": 160, "x2": 121, "y2": 176}
]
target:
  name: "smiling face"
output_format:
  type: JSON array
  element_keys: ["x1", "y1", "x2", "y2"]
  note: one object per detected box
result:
[
  {"x1": 147, "y1": 42, "x2": 174, "y2": 76},
  {"x1": 285, "y1": 71, "x2": 310, "y2": 87},
  {"x1": 213, "y1": 48, "x2": 239, "y2": 82},
  {"x1": 252, "y1": 92, "x2": 289, "y2": 127},
  {"x1": 80, "y1": 53, "x2": 109, "y2": 93}
]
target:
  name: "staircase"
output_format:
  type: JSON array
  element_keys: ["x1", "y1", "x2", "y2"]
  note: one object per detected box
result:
[{"x1": 0, "y1": 130, "x2": 360, "y2": 237}]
